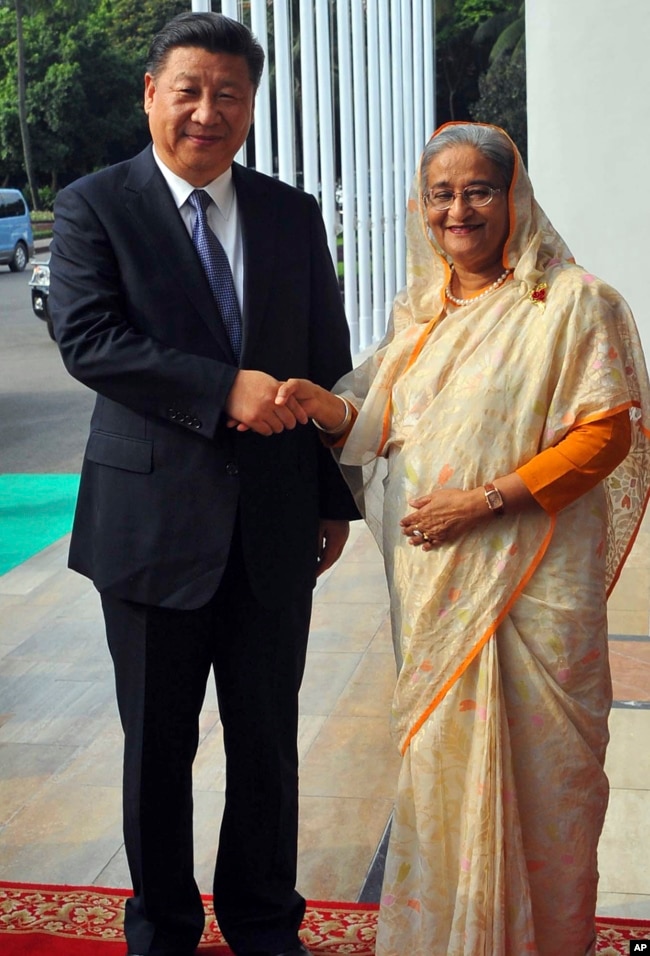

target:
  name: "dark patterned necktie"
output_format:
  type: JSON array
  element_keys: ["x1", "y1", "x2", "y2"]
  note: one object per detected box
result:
[{"x1": 188, "y1": 189, "x2": 242, "y2": 362}]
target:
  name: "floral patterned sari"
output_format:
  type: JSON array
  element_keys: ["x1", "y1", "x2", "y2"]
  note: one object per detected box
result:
[{"x1": 335, "y1": 124, "x2": 650, "y2": 955}]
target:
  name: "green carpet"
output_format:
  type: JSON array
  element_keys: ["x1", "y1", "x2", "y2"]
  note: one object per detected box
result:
[{"x1": 0, "y1": 475, "x2": 80, "y2": 576}]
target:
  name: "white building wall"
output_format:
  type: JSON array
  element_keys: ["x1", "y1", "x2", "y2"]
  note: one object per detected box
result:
[{"x1": 526, "y1": 0, "x2": 650, "y2": 355}]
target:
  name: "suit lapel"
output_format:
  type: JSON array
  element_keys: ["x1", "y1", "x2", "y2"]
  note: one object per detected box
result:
[
  {"x1": 233, "y1": 164, "x2": 278, "y2": 362},
  {"x1": 123, "y1": 148, "x2": 235, "y2": 358}
]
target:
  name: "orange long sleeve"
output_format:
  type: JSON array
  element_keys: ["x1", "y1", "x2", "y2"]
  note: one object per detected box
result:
[{"x1": 516, "y1": 409, "x2": 632, "y2": 514}]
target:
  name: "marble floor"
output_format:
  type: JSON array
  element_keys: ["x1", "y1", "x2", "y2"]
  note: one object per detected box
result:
[{"x1": 0, "y1": 515, "x2": 649, "y2": 918}]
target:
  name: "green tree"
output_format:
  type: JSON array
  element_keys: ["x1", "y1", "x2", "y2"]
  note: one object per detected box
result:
[
  {"x1": 469, "y1": 2, "x2": 527, "y2": 161},
  {"x1": 0, "y1": 0, "x2": 186, "y2": 195},
  {"x1": 470, "y1": 44, "x2": 527, "y2": 160},
  {"x1": 435, "y1": 0, "x2": 512, "y2": 123},
  {"x1": 96, "y1": 0, "x2": 187, "y2": 59},
  {"x1": 473, "y1": 0, "x2": 524, "y2": 62},
  {"x1": 13, "y1": 0, "x2": 41, "y2": 206}
]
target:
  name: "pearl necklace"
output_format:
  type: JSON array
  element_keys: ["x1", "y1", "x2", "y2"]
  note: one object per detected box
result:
[{"x1": 445, "y1": 266, "x2": 512, "y2": 307}]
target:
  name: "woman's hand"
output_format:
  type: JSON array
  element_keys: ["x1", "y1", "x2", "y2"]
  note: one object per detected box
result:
[
  {"x1": 401, "y1": 488, "x2": 489, "y2": 551},
  {"x1": 402, "y1": 474, "x2": 541, "y2": 551},
  {"x1": 276, "y1": 378, "x2": 349, "y2": 432},
  {"x1": 225, "y1": 370, "x2": 309, "y2": 434}
]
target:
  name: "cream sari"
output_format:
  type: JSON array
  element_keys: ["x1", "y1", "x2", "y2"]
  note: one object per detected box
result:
[{"x1": 335, "y1": 125, "x2": 650, "y2": 956}]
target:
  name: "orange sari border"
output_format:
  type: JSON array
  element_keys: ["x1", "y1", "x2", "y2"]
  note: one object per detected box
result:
[{"x1": 401, "y1": 514, "x2": 557, "y2": 754}]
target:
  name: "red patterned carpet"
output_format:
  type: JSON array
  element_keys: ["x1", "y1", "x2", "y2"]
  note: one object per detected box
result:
[{"x1": 0, "y1": 883, "x2": 648, "y2": 955}]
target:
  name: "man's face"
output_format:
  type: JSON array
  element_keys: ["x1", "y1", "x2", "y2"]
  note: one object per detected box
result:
[{"x1": 144, "y1": 46, "x2": 256, "y2": 186}]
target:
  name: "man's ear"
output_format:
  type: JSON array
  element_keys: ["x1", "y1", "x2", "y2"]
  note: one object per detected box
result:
[{"x1": 143, "y1": 73, "x2": 155, "y2": 114}]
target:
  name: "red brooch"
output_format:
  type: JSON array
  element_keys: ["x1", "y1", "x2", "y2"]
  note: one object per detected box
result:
[{"x1": 529, "y1": 282, "x2": 548, "y2": 312}]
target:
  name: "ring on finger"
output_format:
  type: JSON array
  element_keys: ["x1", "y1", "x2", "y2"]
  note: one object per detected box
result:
[{"x1": 412, "y1": 529, "x2": 424, "y2": 539}]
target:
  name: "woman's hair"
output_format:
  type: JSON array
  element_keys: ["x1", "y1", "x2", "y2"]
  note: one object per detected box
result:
[
  {"x1": 146, "y1": 12, "x2": 265, "y2": 89},
  {"x1": 420, "y1": 124, "x2": 515, "y2": 192}
]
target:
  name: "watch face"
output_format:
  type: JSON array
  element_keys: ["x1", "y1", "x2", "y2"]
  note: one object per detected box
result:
[{"x1": 485, "y1": 486, "x2": 504, "y2": 513}]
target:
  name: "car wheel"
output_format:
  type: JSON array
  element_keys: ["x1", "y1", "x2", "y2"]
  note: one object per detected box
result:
[
  {"x1": 45, "y1": 313, "x2": 56, "y2": 341},
  {"x1": 9, "y1": 241, "x2": 28, "y2": 272}
]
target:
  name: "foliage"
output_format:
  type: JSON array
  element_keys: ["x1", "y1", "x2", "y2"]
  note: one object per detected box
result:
[
  {"x1": 96, "y1": 0, "x2": 188, "y2": 62},
  {"x1": 435, "y1": 0, "x2": 512, "y2": 123},
  {"x1": 467, "y1": 1, "x2": 527, "y2": 162},
  {"x1": 470, "y1": 44, "x2": 527, "y2": 162},
  {"x1": 435, "y1": 0, "x2": 524, "y2": 128},
  {"x1": 0, "y1": 0, "x2": 186, "y2": 192},
  {"x1": 30, "y1": 204, "x2": 55, "y2": 220},
  {"x1": 473, "y1": 1, "x2": 525, "y2": 63}
]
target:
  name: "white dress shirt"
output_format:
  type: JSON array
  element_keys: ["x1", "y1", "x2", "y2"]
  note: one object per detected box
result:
[{"x1": 152, "y1": 147, "x2": 244, "y2": 311}]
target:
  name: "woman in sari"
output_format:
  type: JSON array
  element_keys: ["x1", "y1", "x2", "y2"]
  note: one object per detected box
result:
[{"x1": 277, "y1": 122, "x2": 650, "y2": 955}]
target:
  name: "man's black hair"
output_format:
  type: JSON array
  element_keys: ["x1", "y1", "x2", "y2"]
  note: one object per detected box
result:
[{"x1": 146, "y1": 12, "x2": 265, "y2": 89}]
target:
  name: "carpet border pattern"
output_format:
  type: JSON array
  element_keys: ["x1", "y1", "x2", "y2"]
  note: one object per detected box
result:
[{"x1": 1, "y1": 882, "x2": 648, "y2": 955}]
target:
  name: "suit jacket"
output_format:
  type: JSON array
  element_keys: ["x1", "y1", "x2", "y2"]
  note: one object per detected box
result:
[{"x1": 50, "y1": 146, "x2": 359, "y2": 610}]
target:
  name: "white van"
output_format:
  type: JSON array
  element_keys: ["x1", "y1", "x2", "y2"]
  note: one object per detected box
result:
[{"x1": 0, "y1": 189, "x2": 34, "y2": 272}]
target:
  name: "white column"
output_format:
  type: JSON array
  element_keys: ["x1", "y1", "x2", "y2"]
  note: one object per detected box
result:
[
  {"x1": 351, "y1": 0, "x2": 372, "y2": 349},
  {"x1": 526, "y1": 0, "x2": 650, "y2": 355},
  {"x1": 378, "y1": 0, "x2": 396, "y2": 320},
  {"x1": 423, "y1": 0, "x2": 435, "y2": 137},
  {"x1": 299, "y1": 0, "x2": 319, "y2": 200},
  {"x1": 220, "y1": 0, "x2": 238, "y2": 18},
  {"x1": 273, "y1": 0, "x2": 295, "y2": 185},
  {"x1": 400, "y1": 0, "x2": 415, "y2": 182},
  {"x1": 412, "y1": 0, "x2": 425, "y2": 159},
  {"x1": 337, "y1": 0, "x2": 359, "y2": 353},
  {"x1": 250, "y1": 0, "x2": 273, "y2": 175},
  {"x1": 391, "y1": 0, "x2": 406, "y2": 289},
  {"x1": 366, "y1": 1, "x2": 386, "y2": 341},
  {"x1": 315, "y1": 1, "x2": 338, "y2": 262}
]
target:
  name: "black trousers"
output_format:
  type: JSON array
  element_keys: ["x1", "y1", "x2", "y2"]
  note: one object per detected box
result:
[{"x1": 102, "y1": 533, "x2": 313, "y2": 956}]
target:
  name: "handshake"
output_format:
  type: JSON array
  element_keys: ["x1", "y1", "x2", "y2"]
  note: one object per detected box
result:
[{"x1": 225, "y1": 370, "x2": 351, "y2": 437}]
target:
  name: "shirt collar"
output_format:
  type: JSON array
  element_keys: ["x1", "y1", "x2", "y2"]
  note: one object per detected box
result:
[{"x1": 152, "y1": 147, "x2": 235, "y2": 220}]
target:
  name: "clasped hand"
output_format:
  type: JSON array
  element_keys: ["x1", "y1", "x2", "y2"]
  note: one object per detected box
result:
[
  {"x1": 227, "y1": 375, "x2": 341, "y2": 436},
  {"x1": 230, "y1": 377, "x2": 488, "y2": 550},
  {"x1": 225, "y1": 371, "x2": 310, "y2": 436}
]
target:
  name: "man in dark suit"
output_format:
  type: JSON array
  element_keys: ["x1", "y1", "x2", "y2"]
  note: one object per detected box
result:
[{"x1": 49, "y1": 13, "x2": 358, "y2": 956}]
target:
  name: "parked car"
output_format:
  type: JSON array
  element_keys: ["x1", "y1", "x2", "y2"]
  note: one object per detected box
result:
[
  {"x1": 0, "y1": 188, "x2": 34, "y2": 271},
  {"x1": 29, "y1": 257, "x2": 54, "y2": 339}
]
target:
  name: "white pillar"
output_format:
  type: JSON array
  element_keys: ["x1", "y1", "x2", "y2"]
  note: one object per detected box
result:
[
  {"x1": 411, "y1": 0, "x2": 425, "y2": 159},
  {"x1": 400, "y1": 0, "x2": 415, "y2": 182},
  {"x1": 526, "y1": 0, "x2": 650, "y2": 356},
  {"x1": 423, "y1": 0, "x2": 436, "y2": 138},
  {"x1": 337, "y1": 0, "x2": 359, "y2": 353},
  {"x1": 315, "y1": 1, "x2": 338, "y2": 262},
  {"x1": 378, "y1": 0, "x2": 396, "y2": 320},
  {"x1": 248, "y1": 0, "x2": 273, "y2": 175},
  {"x1": 367, "y1": 2, "x2": 386, "y2": 341},
  {"x1": 273, "y1": 0, "x2": 295, "y2": 185},
  {"x1": 352, "y1": 0, "x2": 372, "y2": 349},
  {"x1": 220, "y1": 0, "x2": 238, "y2": 18},
  {"x1": 391, "y1": 0, "x2": 406, "y2": 289},
  {"x1": 299, "y1": 0, "x2": 319, "y2": 199}
]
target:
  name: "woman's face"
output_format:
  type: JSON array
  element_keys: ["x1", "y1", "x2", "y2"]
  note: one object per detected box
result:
[{"x1": 423, "y1": 144, "x2": 510, "y2": 277}]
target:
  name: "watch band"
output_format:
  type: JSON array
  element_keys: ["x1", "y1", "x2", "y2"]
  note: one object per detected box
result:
[{"x1": 483, "y1": 482, "x2": 505, "y2": 516}]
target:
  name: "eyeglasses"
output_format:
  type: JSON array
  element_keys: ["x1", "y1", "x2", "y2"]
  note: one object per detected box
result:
[{"x1": 422, "y1": 185, "x2": 504, "y2": 211}]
